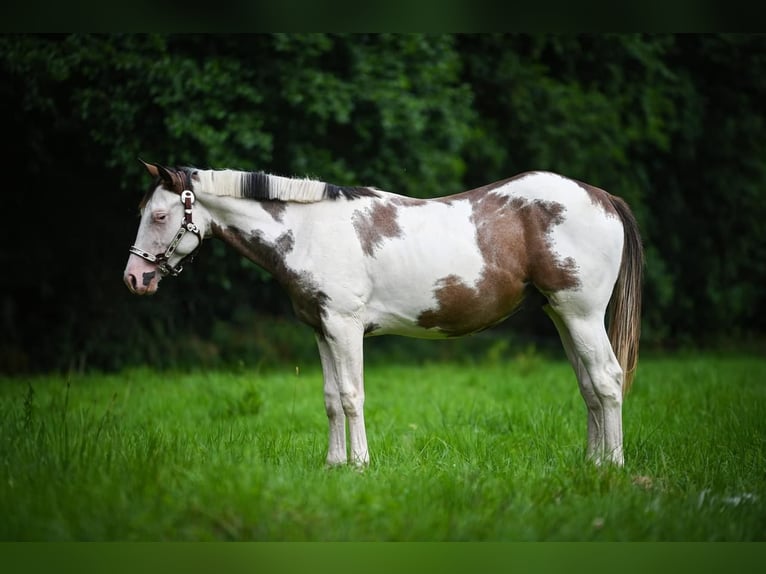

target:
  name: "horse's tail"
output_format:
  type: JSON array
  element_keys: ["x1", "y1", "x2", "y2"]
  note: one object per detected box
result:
[{"x1": 606, "y1": 195, "x2": 644, "y2": 396}]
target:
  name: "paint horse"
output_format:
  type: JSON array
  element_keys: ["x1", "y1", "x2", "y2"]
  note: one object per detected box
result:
[{"x1": 124, "y1": 162, "x2": 643, "y2": 466}]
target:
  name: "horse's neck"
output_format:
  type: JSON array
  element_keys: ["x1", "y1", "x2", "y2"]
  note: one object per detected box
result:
[
  {"x1": 205, "y1": 194, "x2": 299, "y2": 279},
  {"x1": 206, "y1": 194, "x2": 286, "y2": 234}
]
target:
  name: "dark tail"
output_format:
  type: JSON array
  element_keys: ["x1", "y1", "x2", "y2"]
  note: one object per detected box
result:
[{"x1": 606, "y1": 195, "x2": 644, "y2": 396}]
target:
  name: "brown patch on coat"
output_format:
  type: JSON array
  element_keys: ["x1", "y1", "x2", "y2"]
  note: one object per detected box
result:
[
  {"x1": 211, "y1": 223, "x2": 329, "y2": 332},
  {"x1": 390, "y1": 196, "x2": 428, "y2": 207},
  {"x1": 385, "y1": 173, "x2": 533, "y2": 210},
  {"x1": 416, "y1": 273, "x2": 526, "y2": 336},
  {"x1": 417, "y1": 189, "x2": 581, "y2": 336},
  {"x1": 462, "y1": 173, "x2": 535, "y2": 196},
  {"x1": 259, "y1": 200, "x2": 287, "y2": 222},
  {"x1": 498, "y1": 196, "x2": 581, "y2": 294},
  {"x1": 352, "y1": 201, "x2": 404, "y2": 257},
  {"x1": 574, "y1": 179, "x2": 619, "y2": 217}
]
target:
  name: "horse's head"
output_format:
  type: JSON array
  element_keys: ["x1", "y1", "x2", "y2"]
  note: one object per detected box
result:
[{"x1": 123, "y1": 161, "x2": 206, "y2": 295}]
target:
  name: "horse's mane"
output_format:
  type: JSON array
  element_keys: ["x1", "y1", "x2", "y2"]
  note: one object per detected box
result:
[{"x1": 192, "y1": 169, "x2": 379, "y2": 203}]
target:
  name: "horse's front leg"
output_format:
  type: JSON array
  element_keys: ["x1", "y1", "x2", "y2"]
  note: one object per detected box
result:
[
  {"x1": 316, "y1": 334, "x2": 347, "y2": 466},
  {"x1": 317, "y1": 315, "x2": 368, "y2": 466}
]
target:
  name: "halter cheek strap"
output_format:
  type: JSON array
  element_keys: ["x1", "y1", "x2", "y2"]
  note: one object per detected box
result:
[{"x1": 129, "y1": 190, "x2": 203, "y2": 277}]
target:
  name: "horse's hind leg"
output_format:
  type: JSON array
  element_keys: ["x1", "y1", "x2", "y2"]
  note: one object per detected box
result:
[
  {"x1": 544, "y1": 305, "x2": 604, "y2": 461},
  {"x1": 545, "y1": 305, "x2": 624, "y2": 465}
]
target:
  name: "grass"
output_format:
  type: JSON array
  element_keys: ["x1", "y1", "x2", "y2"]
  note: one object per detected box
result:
[{"x1": 1, "y1": 353, "x2": 764, "y2": 540}]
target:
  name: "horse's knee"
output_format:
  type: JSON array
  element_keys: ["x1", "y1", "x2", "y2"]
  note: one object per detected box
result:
[
  {"x1": 339, "y1": 389, "x2": 364, "y2": 418},
  {"x1": 324, "y1": 394, "x2": 344, "y2": 420},
  {"x1": 325, "y1": 405, "x2": 342, "y2": 419},
  {"x1": 594, "y1": 380, "x2": 622, "y2": 406},
  {"x1": 590, "y1": 363, "x2": 623, "y2": 406}
]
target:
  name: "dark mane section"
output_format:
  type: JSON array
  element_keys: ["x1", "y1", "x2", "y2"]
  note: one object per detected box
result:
[
  {"x1": 324, "y1": 183, "x2": 379, "y2": 201},
  {"x1": 239, "y1": 171, "x2": 379, "y2": 202},
  {"x1": 240, "y1": 172, "x2": 273, "y2": 200}
]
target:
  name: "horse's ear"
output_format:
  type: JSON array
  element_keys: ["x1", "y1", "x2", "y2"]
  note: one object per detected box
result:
[
  {"x1": 139, "y1": 158, "x2": 160, "y2": 179},
  {"x1": 155, "y1": 164, "x2": 175, "y2": 185},
  {"x1": 138, "y1": 158, "x2": 184, "y2": 192}
]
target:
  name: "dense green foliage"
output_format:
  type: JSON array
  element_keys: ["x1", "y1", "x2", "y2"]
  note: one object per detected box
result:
[
  {"x1": 1, "y1": 356, "x2": 764, "y2": 540},
  {"x1": 1, "y1": 34, "x2": 764, "y2": 373}
]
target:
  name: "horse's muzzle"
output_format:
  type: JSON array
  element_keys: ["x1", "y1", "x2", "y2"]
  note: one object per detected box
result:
[{"x1": 123, "y1": 255, "x2": 161, "y2": 295}]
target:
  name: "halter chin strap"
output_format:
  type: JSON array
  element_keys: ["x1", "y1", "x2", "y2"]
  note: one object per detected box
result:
[{"x1": 129, "y1": 190, "x2": 203, "y2": 277}]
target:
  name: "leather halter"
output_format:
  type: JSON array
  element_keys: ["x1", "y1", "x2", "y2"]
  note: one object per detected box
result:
[{"x1": 128, "y1": 190, "x2": 202, "y2": 277}]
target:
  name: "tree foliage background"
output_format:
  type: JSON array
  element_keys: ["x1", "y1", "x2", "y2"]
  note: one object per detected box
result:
[{"x1": 1, "y1": 34, "x2": 764, "y2": 373}]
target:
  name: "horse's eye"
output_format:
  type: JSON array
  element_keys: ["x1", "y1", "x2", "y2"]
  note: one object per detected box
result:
[{"x1": 153, "y1": 211, "x2": 168, "y2": 223}]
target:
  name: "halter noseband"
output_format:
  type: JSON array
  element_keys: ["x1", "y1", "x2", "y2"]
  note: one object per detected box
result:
[{"x1": 129, "y1": 189, "x2": 203, "y2": 277}]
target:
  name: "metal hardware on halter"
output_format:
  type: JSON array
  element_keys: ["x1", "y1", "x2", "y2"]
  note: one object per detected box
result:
[{"x1": 128, "y1": 189, "x2": 203, "y2": 277}]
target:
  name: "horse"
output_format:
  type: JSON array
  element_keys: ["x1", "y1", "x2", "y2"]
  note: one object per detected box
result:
[{"x1": 124, "y1": 161, "x2": 643, "y2": 467}]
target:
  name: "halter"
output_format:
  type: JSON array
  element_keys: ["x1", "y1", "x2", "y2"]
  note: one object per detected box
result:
[{"x1": 129, "y1": 190, "x2": 203, "y2": 277}]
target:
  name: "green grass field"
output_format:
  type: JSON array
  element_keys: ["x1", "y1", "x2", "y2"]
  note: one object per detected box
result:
[{"x1": 1, "y1": 353, "x2": 764, "y2": 541}]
